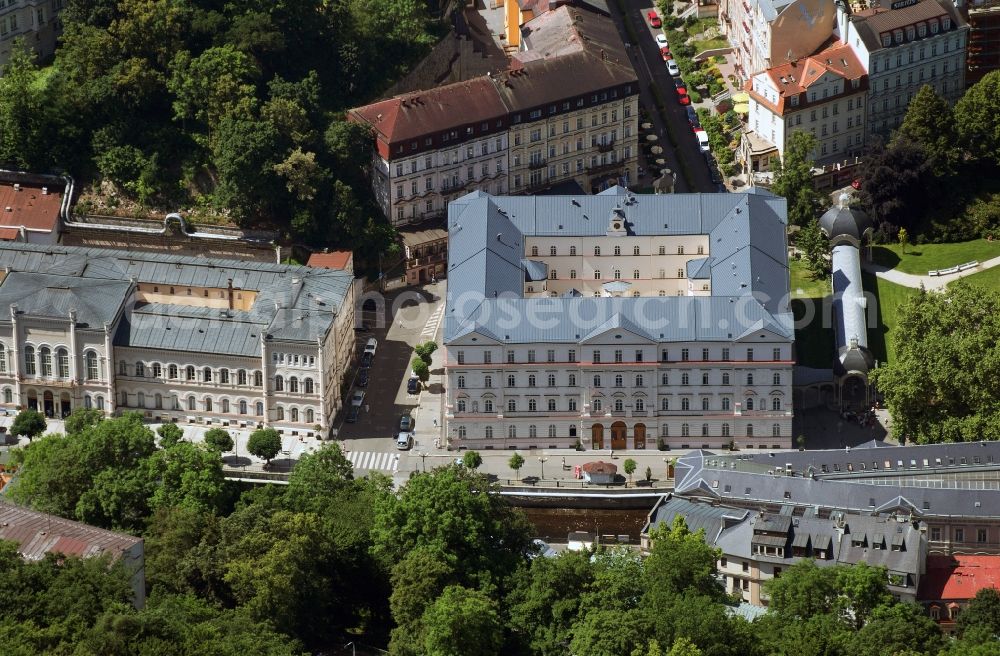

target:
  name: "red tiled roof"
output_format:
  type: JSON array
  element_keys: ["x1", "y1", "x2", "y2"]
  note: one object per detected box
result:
[
  {"x1": 0, "y1": 182, "x2": 61, "y2": 233},
  {"x1": 582, "y1": 461, "x2": 618, "y2": 474},
  {"x1": 0, "y1": 227, "x2": 20, "y2": 241},
  {"x1": 918, "y1": 555, "x2": 1000, "y2": 602},
  {"x1": 307, "y1": 251, "x2": 353, "y2": 270},
  {"x1": 0, "y1": 499, "x2": 142, "y2": 562},
  {"x1": 747, "y1": 41, "x2": 865, "y2": 115}
]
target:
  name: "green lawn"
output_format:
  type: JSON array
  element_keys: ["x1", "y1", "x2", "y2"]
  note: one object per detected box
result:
[
  {"x1": 870, "y1": 239, "x2": 1000, "y2": 274},
  {"x1": 954, "y1": 264, "x2": 1000, "y2": 292},
  {"x1": 862, "y1": 272, "x2": 920, "y2": 364},
  {"x1": 692, "y1": 37, "x2": 728, "y2": 53},
  {"x1": 789, "y1": 259, "x2": 831, "y2": 298}
]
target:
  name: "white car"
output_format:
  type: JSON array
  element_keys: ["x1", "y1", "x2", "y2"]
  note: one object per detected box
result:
[
  {"x1": 364, "y1": 337, "x2": 377, "y2": 356},
  {"x1": 350, "y1": 389, "x2": 365, "y2": 407},
  {"x1": 655, "y1": 33, "x2": 668, "y2": 48},
  {"x1": 666, "y1": 59, "x2": 680, "y2": 76},
  {"x1": 395, "y1": 432, "x2": 413, "y2": 450},
  {"x1": 694, "y1": 128, "x2": 711, "y2": 153}
]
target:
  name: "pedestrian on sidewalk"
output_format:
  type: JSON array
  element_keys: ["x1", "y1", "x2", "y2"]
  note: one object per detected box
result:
[{"x1": 433, "y1": 418, "x2": 438, "y2": 427}]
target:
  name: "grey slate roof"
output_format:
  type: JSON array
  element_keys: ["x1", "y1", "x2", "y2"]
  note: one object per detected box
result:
[
  {"x1": 673, "y1": 446, "x2": 1000, "y2": 519},
  {"x1": 0, "y1": 242, "x2": 354, "y2": 355},
  {"x1": 445, "y1": 190, "x2": 793, "y2": 345},
  {"x1": 820, "y1": 204, "x2": 872, "y2": 243},
  {"x1": 0, "y1": 272, "x2": 131, "y2": 327}
]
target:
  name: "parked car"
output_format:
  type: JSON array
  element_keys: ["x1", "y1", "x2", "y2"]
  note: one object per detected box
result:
[
  {"x1": 350, "y1": 389, "x2": 365, "y2": 407},
  {"x1": 360, "y1": 351, "x2": 373, "y2": 368},
  {"x1": 675, "y1": 84, "x2": 687, "y2": 96},
  {"x1": 358, "y1": 369, "x2": 370, "y2": 387},
  {"x1": 694, "y1": 128, "x2": 711, "y2": 153},
  {"x1": 395, "y1": 432, "x2": 413, "y2": 450},
  {"x1": 399, "y1": 414, "x2": 413, "y2": 432},
  {"x1": 364, "y1": 337, "x2": 377, "y2": 357},
  {"x1": 655, "y1": 33, "x2": 668, "y2": 47},
  {"x1": 660, "y1": 46, "x2": 671, "y2": 60},
  {"x1": 346, "y1": 405, "x2": 361, "y2": 423},
  {"x1": 666, "y1": 59, "x2": 680, "y2": 76},
  {"x1": 647, "y1": 9, "x2": 661, "y2": 27},
  {"x1": 685, "y1": 106, "x2": 700, "y2": 128},
  {"x1": 407, "y1": 377, "x2": 420, "y2": 394},
  {"x1": 677, "y1": 93, "x2": 691, "y2": 106},
  {"x1": 673, "y1": 77, "x2": 686, "y2": 89}
]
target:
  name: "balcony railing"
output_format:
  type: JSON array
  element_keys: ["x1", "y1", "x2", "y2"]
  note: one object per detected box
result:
[
  {"x1": 528, "y1": 159, "x2": 547, "y2": 170},
  {"x1": 585, "y1": 160, "x2": 624, "y2": 175},
  {"x1": 595, "y1": 140, "x2": 616, "y2": 153}
]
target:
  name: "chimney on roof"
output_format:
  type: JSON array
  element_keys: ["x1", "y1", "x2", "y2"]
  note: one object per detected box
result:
[
  {"x1": 12, "y1": 184, "x2": 19, "y2": 192},
  {"x1": 227, "y1": 278, "x2": 234, "y2": 311},
  {"x1": 41, "y1": 187, "x2": 48, "y2": 195}
]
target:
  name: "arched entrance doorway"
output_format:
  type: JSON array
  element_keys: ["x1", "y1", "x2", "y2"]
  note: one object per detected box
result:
[
  {"x1": 591, "y1": 423, "x2": 604, "y2": 449},
  {"x1": 42, "y1": 391, "x2": 54, "y2": 418},
  {"x1": 611, "y1": 421, "x2": 627, "y2": 450},
  {"x1": 634, "y1": 423, "x2": 646, "y2": 449},
  {"x1": 59, "y1": 393, "x2": 71, "y2": 418}
]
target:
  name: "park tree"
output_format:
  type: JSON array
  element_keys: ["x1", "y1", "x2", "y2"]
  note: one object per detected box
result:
[
  {"x1": 415, "y1": 341, "x2": 438, "y2": 366},
  {"x1": 796, "y1": 218, "x2": 829, "y2": 279},
  {"x1": 388, "y1": 547, "x2": 458, "y2": 654},
  {"x1": 765, "y1": 559, "x2": 839, "y2": 621},
  {"x1": 624, "y1": 458, "x2": 637, "y2": 484},
  {"x1": 506, "y1": 551, "x2": 595, "y2": 656},
  {"x1": 644, "y1": 516, "x2": 724, "y2": 603},
  {"x1": 835, "y1": 562, "x2": 894, "y2": 628},
  {"x1": 871, "y1": 283, "x2": 1000, "y2": 442},
  {"x1": 63, "y1": 408, "x2": 104, "y2": 435},
  {"x1": 10, "y1": 408, "x2": 47, "y2": 442},
  {"x1": 204, "y1": 427, "x2": 235, "y2": 453},
  {"x1": 157, "y1": 422, "x2": 184, "y2": 448},
  {"x1": 771, "y1": 131, "x2": 824, "y2": 227},
  {"x1": 958, "y1": 587, "x2": 1000, "y2": 639},
  {"x1": 247, "y1": 428, "x2": 282, "y2": 466},
  {"x1": 421, "y1": 585, "x2": 503, "y2": 656},
  {"x1": 461, "y1": 450, "x2": 483, "y2": 470},
  {"x1": 857, "y1": 139, "x2": 935, "y2": 234},
  {"x1": 167, "y1": 45, "x2": 258, "y2": 138},
  {"x1": 843, "y1": 602, "x2": 945, "y2": 656},
  {"x1": 143, "y1": 441, "x2": 227, "y2": 513},
  {"x1": 411, "y1": 357, "x2": 430, "y2": 382},
  {"x1": 898, "y1": 227, "x2": 910, "y2": 254},
  {"x1": 0, "y1": 41, "x2": 54, "y2": 170},
  {"x1": 955, "y1": 70, "x2": 1000, "y2": 166},
  {"x1": 508, "y1": 452, "x2": 525, "y2": 480},
  {"x1": 895, "y1": 84, "x2": 960, "y2": 175},
  {"x1": 144, "y1": 504, "x2": 225, "y2": 600}
]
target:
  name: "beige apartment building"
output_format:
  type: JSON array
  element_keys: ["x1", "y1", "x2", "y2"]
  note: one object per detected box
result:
[
  {"x1": 349, "y1": 4, "x2": 639, "y2": 226},
  {"x1": 0, "y1": 243, "x2": 356, "y2": 436},
  {"x1": 0, "y1": 0, "x2": 64, "y2": 66},
  {"x1": 745, "y1": 41, "x2": 868, "y2": 166}
]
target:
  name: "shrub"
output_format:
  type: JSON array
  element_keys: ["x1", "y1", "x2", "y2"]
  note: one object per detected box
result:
[{"x1": 689, "y1": 90, "x2": 702, "y2": 103}]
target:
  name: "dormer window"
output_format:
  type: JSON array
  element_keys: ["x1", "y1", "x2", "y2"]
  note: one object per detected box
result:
[
  {"x1": 942, "y1": 16, "x2": 951, "y2": 30},
  {"x1": 930, "y1": 19, "x2": 939, "y2": 33},
  {"x1": 882, "y1": 33, "x2": 891, "y2": 47},
  {"x1": 906, "y1": 26, "x2": 915, "y2": 41},
  {"x1": 894, "y1": 29, "x2": 903, "y2": 44},
  {"x1": 790, "y1": 95, "x2": 799, "y2": 107},
  {"x1": 918, "y1": 23, "x2": 926, "y2": 37}
]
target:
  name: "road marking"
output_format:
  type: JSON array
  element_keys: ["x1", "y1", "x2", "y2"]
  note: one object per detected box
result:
[
  {"x1": 420, "y1": 305, "x2": 445, "y2": 342},
  {"x1": 347, "y1": 450, "x2": 399, "y2": 473}
]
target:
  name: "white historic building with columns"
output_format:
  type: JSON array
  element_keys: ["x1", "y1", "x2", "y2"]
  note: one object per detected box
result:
[
  {"x1": 0, "y1": 243, "x2": 356, "y2": 435},
  {"x1": 443, "y1": 188, "x2": 795, "y2": 452}
]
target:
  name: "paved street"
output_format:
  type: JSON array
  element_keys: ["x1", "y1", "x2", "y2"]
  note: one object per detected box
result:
[{"x1": 607, "y1": 0, "x2": 716, "y2": 192}]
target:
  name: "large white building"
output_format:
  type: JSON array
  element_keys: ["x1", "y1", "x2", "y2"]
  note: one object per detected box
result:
[
  {"x1": 0, "y1": 243, "x2": 357, "y2": 436},
  {"x1": 443, "y1": 188, "x2": 795, "y2": 452},
  {"x1": 837, "y1": 0, "x2": 969, "y2": 137},
  {"x1": 0, "y1": 0, "x2": 64, "y2": 67}
]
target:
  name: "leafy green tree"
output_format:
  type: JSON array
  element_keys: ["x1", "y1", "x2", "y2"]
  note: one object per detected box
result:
[
  {"x1": 247, "y1": 428, "x2": 282, "y2": 465},
  {"x1": 958, "y1": 587, "x2": 1000, "y2": 639},
  {"x1": 624, "y1": 458, "x2": 637, "y2": 484},
  {"x1": 63, "y1": 408, "x2": 104, "y2": 435},
  {"x1": 415, "y1": 341, "x2": 438, "y2": 366},
  {"x1": 797, "y1": 218, "x2": 829, "y2": 279},
  {"x1": 421, "y1": 585, "x2": 503, "y2": 656},
  {"x1": 898, "y1": 227, "x2": 910, "y2": 254},
  {"x1": 506, "y1": 551, "x2": 595, "y2": 656},
  {"x1": 144, "y1": 441, "x2": 227, "y2": 513},
  {"x1": 771, "y1": 131, "x2": 824, "y2": 227},
  {"x1": 765, "y1": 559, "x2": 839, "y2": 621},
  {"x1": 411, "y1": 357, "x2": 430, "y2": 382},
  {"x1": 272, "y1": 147, "x2": 329, "y2": 201},
  {"x1": 286, "y1": 442, "x2": 354, "y2": 500},
  {"x1": 569, "y1": 608, "x2": 651, "y2": 656},
  {"x1": 462, "y1": 450, "x2": 483, "y2": 470},
  {"x1": 666, "y1": 636, "x2": 702, "y2": 656},
  {"x1": 167, "y1": 45, "x2": 257, "y2": 137},
  {"x1": 203, "y1": 427, "x2": 235, "y2": 453},
  {"x1": 143, "y1": 505, "x2": 225, "y2": 600},
  {"x1": 10, "y1": 409, "x2": 46, "y2": 442},
  {"x1": 388, "y1": 547, "x2": 458, "y2": 655},
  {"x1": 157, "y1": 422, "x2": 184, "y2": 448},
  {"x1": 843, "y1": 602, "x2": 944, "y2": 656},
  {"x1": 753, "y1": 612, "x2": 851, "y2": 656},
  {"x1": 508, "y1": 452, "x2": 525, "y2": 480},
  {"x1": 857, "y1": 139, "x2": 934, "y2": 234},
  {"x1": 644, "y1": 516, "x2": 724, "y2": 602},
  {"x1": 955, "y1": 70, "x2": 1000, "y2": 166},
  {"x1": 871, "y1": 283, "x2": 1000, "y2": 442},
  {"x1": 836, "y1": 562, "x2": 894, "y2": 629},
  {"x1": 0, "y1": 41, "x2": 52, "y2": 170},
  {"x1": 895, "y1": 84, "x2": 960, "y2": 175},
  {"x1": 371, "y1": 467, "x2": 534, "y2": 591}
]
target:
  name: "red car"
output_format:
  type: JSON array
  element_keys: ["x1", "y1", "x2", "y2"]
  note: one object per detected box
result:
[
  {"x1": 675, "y1": 85, "x2": 687, "y2": 96},
  {"x1": 851, "y1": 178, "x2": 862, "y2": 190},
  {"x1": 660, "y1": 46, "x2": 671, "y2": 60},
  {"x1": 678, "y1": 94, "x2": 691, "y2": 106},
  {"x1": 647, "y1": 10, "x2": 661, "y2": 27}
]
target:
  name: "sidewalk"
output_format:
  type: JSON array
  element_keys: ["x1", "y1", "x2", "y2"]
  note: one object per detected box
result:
[
  {"x1": 412, "y1": 309, "x2": 447, "y2": 455},
  {"x1": 862, "y1": 254, "x2": 1000, "y2": 290}
]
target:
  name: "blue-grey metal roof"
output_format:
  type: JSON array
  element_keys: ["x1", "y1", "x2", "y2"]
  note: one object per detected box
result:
[
  {"x1": 0, "y1": 272, "x2": 130, "y2": 327},
  {"x1": 444, "y1": 191, "x2": 793, "y2": 344},
  {"x1": 831, "y1": 244, "x2": 874, "y2": 375},
  {"x1": 0, "y1": 242, "x2": 354, "y2": 353}
]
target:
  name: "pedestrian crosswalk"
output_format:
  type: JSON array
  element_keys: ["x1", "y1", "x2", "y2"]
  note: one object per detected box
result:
[
  {"x1": 346, "y1": 450, "x2": 400, "y2": 473},
  {"x1": 420, "y1": 304, "x2": 445, "y2": 342}
]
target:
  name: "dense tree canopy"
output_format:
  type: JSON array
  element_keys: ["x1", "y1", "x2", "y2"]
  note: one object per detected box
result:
[
  {"x1": 871, "y1": 283, "x2": 1000, "y2": 442},
  {"x1": 771, "y1": 131, "x2": 824, "y2": 227}
]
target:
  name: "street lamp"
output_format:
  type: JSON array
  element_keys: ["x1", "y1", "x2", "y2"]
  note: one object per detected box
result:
[
  {"x1": 538, "y1": 456, "x2": 548, "y2": 481},
  {"x1": 419, "y1": 451, "x2": 427, "y2": 473},
  {"x1": 344, "y1": 642, "x2": 356, "y2": 656}
]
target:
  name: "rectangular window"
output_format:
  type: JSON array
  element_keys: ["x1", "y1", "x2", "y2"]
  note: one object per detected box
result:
[
  {"x1": 955, "y1": 528, "x2": 965, "y2": 542},
  {"x1": 507, "y1": 351, "x2": 515, "y2": 364},
  {"x1": 568, "y1": 350, "x2": 576, "y2": 363},
  {"x1": 457, "y1": 351, "x2": 465, "y2": 365},
  {"x1": 527, "y1": 350, "x2": 536, "y2": 363},
  {"x1": 592, "y1": 350, "x2": 601, "y2": 363}
]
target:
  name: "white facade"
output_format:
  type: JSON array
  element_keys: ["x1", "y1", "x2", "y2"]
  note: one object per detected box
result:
[{"x1": 0, "y1": 0, "x2": 65, "y2": 67}]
